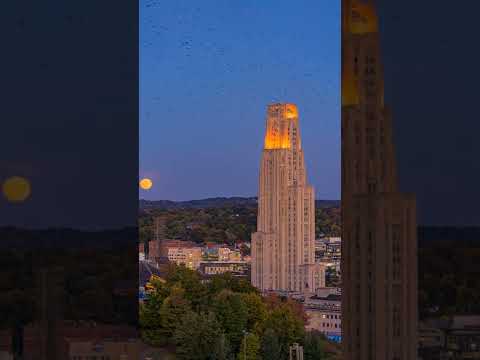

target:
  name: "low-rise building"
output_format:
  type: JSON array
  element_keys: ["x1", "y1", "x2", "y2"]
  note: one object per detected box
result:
[
  {"x1": 203, "y1": 245, "x2": 229, "y2": 261},
  {"x1": 199, "y1": 261, "x2": 250, "y2": 277},
  {"x1": 418, "y1": 315, "x2": 480, "y2": 360},
  {"x1": 315, "y1": 287, "x2": 341, "y2": 298},
  {"x1": 315, "y1": 237, "x2": 341, "y2": 263},
  {"x1": 218, "y1": 247, "x2": 231, "y2": 261},
  {"x1": 166, "y1": 246, "x2": 202, "y2": 270},
  {"x1": 303, "y1": 263, "x2": 326, "y2": 294},
  {"x1": 147, "y1": 240, "x2": 202, "y2": 270},
  {"x1": 21, "y1": 322, "x2": 140, "y2": 360},
  {"x1": 305, "y1": 306, "x2": 342, "y2": 340},
  {"x1": 228, "y1": 250, "x2": 242, "y2": 262},
  {"x1": 148, "y1": 239, "x2": 197, "y2": 260},
  {"x1": 304, "y1": 292, "x2": 342, "y2": 342}
]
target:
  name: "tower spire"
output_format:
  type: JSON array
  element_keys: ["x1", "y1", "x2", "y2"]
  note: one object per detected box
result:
[{"x1": 252, "y1": 103, "x2": 322, "y2": 294}]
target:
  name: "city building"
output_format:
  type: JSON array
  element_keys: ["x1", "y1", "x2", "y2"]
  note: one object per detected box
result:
[
  {"x1": 148, "y1": 239, "x2": 202, "y2": 270},
  {"x1": 315, "y1": 287, "x2": 342, "y2": 298},
  {"x1": 251, "y1": 103, "x2": 316, "y2": 293},
  {"x1": 305, "y1": 291, "x2": 342, "y2": 342},
  {"x1": 315, "y1": 237, "x2": 341, "y2": 263},
  {"x1": 341, "y1": 1, "x2": 418, "y2": 359},
  {"x1": 202, "y1": 243, "x2": 239, "y2": 262},
  {"x1": 303, "y1": 263, "x2": 326, "y2": 293},
  {"x1": 227, "y1": 250, "x2": 242, "y2": 262},
  {"x1": 165, "y1": 246, "x2": 202, "y2": 270},
  {"x1": 418, "y1": 316, "x2": 480, "y2": 360},
  {"x1": 217, "y1": 247, "x2": 231, "y2": 261},
  {"x1": 199, "y1": 260, "x2": 250, "y2": 277},
  {"x1": 21, "y1": 322, "x2": 139, "y2": 360},
  {"x1": 306, "y1": 309, "x2": 342, "y2": 340}
]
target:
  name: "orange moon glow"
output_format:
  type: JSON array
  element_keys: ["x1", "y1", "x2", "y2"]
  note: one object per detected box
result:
[
  {"x1": 139, "y1": 178, "x2": 153, "y2": 190},
  {"x1": 2, "y1": 176, "x2": 31, "y2": 202}
]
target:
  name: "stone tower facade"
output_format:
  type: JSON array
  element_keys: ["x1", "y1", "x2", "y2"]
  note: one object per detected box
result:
[
  {"x1": 251, "y1": 103, "x2": 318, "y2": 293},
  {"x1": 341, "y1": 1, "x2": 418, "y2": 359}
]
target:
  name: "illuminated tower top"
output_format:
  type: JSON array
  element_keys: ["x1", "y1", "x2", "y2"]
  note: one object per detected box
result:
[
  {"x1": 264, "y1": 103, "x2": 301, "y2": 150},
  {"x1": 341, "y1": 0, "x2": 384, "y2": 107},
  {"x1": 344, "y1": 0, "x2": 378, "y2": 35}
]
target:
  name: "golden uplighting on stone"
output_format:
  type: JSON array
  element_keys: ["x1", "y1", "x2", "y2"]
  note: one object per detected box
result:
[
  {"x1": 2, "y1": 176, "x2": 31, "y2": 203},
  {"x1": 342, "y1": 51, "x2": 360, "y2": 106},
  {"x1": 348, "y1": 1, "x2": 378, "y2": 34},
  {"x1": 264, "y1": 131, "x2": 291, "y2": 150},
  {"x1": 264, "y1": 103, "x2": 299, "y2": 150},
  {"x1": 284, "y1": 104, "x2": 298, "y2": 119},
  {"x1": 139, "y1": 178, "x2": 153, "y2": 190}
]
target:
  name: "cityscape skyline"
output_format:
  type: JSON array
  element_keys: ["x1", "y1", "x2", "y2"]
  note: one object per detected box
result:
[
  {"x1": 3, "y1": 0, "x2": 480, "y2": 358},
  {"x1": 140, "y1": 0, "x2": 340, "y2": 202}
]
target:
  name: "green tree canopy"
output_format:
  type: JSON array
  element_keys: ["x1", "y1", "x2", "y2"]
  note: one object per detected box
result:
[
  {"x1": 174, "y1": 311, "x2": 224, "y2": 360},
  {"x1": 241, "y1": 293, "x2": 267, "y2": 334},
  {"x1": 304, "y1": 331, "x2": 327, "y2": 360},
  {"x1": 159, "y1": 285, "x2": 191, "y2": 340},
  {"x1": 262, "y1": 304, "x2": 305, "y2": 359},
  {"x1": 212, "y1": 289, "x2": 249, "y2": 353},
  {"x1": 237, "y1": 333, "x2": 261, "y2": 360},
  {"x1": 261, "y1": 328, "x2": 282, "y2": 360},
  {"x1": 166, "y1": 264, "x2": 208, "y2": 311}
]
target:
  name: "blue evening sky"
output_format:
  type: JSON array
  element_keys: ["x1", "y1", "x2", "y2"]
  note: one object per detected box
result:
[{"x1": 140, "y1": 0, "x2": 340, "y2": 201}]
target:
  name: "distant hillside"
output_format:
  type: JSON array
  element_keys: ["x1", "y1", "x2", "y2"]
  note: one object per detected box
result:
[
  {"x1": 139, "y1": 197, "x2": 258, "y2": 210},
  {"x1": 139, "y1": 197, "x2": 340, "y2": 210},
  {"x1": 316, "y1": 200, "x2": 341, "y2": 209}
]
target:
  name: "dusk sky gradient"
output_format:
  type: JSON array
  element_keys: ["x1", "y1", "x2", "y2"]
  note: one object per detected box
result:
[{"x1": 140, "y1": 0, "x2": 340, "y2": 201}]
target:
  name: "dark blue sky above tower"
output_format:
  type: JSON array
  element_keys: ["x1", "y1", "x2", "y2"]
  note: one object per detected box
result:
[{"x1": 140, "y1": 0, "x2": 340, "y2": 201}]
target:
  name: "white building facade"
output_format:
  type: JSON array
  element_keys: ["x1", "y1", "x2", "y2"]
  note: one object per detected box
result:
[{"x1": 252, "y1": 103, "x2": 317, "y2": 293}]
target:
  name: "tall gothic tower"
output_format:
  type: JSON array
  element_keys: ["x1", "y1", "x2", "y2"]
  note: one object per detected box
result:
[
  {"x1": 252, "y1": 103, "x2": 320, "y2": 293},
  {"x1": 341, "y1": 1, "x2": 418, "y2": 359}
]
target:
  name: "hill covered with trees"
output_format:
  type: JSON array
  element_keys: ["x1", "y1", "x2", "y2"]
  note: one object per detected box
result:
[{"x1": 139, "y1": 198, "x2": 341, "y2": 246}]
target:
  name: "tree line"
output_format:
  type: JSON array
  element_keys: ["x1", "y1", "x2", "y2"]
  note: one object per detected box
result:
[
  {"x1": 140, "y1": 264, "x2": 340, "y2": 359},
  {"x1": 139, "y1": 205, "x2": 341, "y2": 246}
]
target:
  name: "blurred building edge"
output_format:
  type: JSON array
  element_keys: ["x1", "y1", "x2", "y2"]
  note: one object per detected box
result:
[
  {"x1": 341, "y1": 0, "x2": 417, "y2": 358},
  {"x1": 418, "y1": 316, "x2": 480, "y2": 360},
  {"x1": 14, "y1": 266, "x2": 141, "y2": 360},
  {"x1": 65, "y1": 336, "x2": 140, "y2": 360},
  {"x1": 22, "y1": 322, "x2": 141, "y2": 360}
]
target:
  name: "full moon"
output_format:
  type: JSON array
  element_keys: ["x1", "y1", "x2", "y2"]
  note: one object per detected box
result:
[
  {"x1": 2, "y1": 176, "x2": 31, "y2": 202},
  {"x1": 139, "y1": 178, "x2": 153, "y2": 190}
]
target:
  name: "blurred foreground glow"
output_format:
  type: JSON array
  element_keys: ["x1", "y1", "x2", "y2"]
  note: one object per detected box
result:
[
  {"x1": 2, "y1": 176, "x2": 31, "y2": 202},
  {"x1": 139, "y1": 178, "x2": 153, "y2": 190}
]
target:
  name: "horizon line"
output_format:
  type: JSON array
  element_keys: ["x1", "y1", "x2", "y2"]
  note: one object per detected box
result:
[{"x1": 139, "y1": 196, "x2": 341, "y2": 202}]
